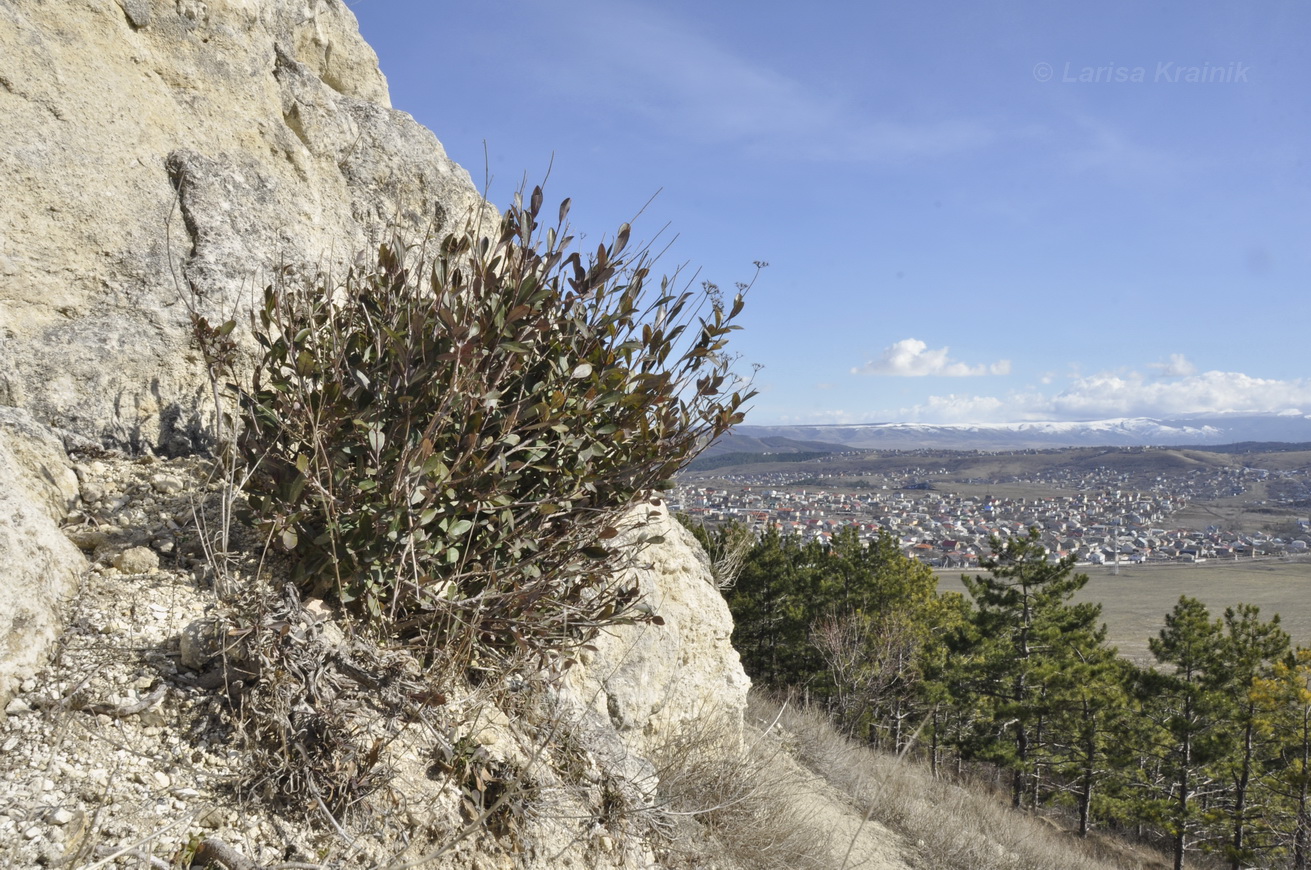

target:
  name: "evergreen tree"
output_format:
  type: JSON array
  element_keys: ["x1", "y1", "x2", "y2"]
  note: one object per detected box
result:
[
  {"x1": 718, "y1": 521, "x2": 946, "y2": 747},
  {"x1": 918, "y1": 589, "x2": 974, "y2": 777},
  {"x1": 958, "y1": 528, "x2": 1106, "y2": 809},
  {"x1": 1211, "y1": 604, "x2": 1289, "y2": 869},
  {"x1": 808, "y1": 529, "x2": 939, "y2": 745},
  {"x1": 1142, "y1": 596, "x2": 1228, "y2": 870},
  {"x1": 1045, "y1": 631, "x2": 1130, "y2": 836},
  {"x1": 1095, "y1": 660, "x2": 1169, "y2": 839},
  {"x1": 1253, "y1": 647, "x2": 1311, "y2": 869},
  {"x1": 725, "y1": 527, "x2": 810, "y2": 687}
]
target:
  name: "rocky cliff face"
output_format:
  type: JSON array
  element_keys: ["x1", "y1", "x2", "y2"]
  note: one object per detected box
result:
[
  {"x1": 0, "y1": 409, "x2": 85, "y2": 707},
  {"x1": 0, "y1": 4, "x2": 749, "y2": 864},
  {"x1": 0, "y1": 0, "x2": 501, "y2": 702},
  {"x1": 565, "y1": 504, "x2": 751, "y2": 755},
  {"x1": 0, "y1": 0, "x2": 491, "y2": 707},
  {"x1": 0, "y1": 0, "x2": 493, "y2": 452}
]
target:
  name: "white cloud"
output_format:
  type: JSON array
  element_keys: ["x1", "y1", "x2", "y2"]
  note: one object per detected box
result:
[
  {"x1": 898, "y1": 369, "x2": 1311, "y2": 423},
  {"x1": 1050, "y1": 370, "x2": 1311, "y2": 419},
  {"x1": 853, "y1": 338, "x2": 1012, "y2": 377},
  {"x1": 1149, "y1": 353, "x2": 1197, "y2": 377}
]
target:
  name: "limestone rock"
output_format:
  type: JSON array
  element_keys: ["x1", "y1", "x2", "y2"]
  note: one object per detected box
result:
[
  {"x1": 0, "y1": 5, "x2": 759, "y2": 861},
  {"x1": 564, "y1": 502, "x2": 751, "y2": 754},
  {"x1": 0, "y1": 0, "x2": 495, "y2": 452},
  {"x1": 0, "y1": 409, "x2": 85, "y2": 706},
  {"x1": 0, "y1": 408, "x2": 81, "y2": 518},
  {"x1": 113, "y1": 545, "x2": 160, "y2": 575}
]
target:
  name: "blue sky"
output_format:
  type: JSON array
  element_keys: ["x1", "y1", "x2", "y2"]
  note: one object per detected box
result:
[{"x1": 350, "y1": 1, "x2": 1310, "y2": 426}]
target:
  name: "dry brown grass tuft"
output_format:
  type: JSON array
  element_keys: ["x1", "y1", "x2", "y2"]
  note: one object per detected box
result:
[
  {"x1": 647, "y1": 709, "x2": 839, "y2": 870},
  {"x1": 746, "y1": 691, "x2": 1173, "y2": 870}
]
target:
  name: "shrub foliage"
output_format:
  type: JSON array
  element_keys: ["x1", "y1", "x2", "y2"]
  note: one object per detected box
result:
[{"x1": 230, "y1": 189, "x2": 754, "y2": 665}]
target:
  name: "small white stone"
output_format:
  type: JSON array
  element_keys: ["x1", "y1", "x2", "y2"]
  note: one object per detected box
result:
[
  {"x1": 114, "y1": 546, "x2": 159, "y2": 575},
  {"x1": 151, "y1": 474, "x2": 184, "y2": 495},
  {"x1": 19, "y1": 679, "x2": 35, "y2": 693},
  {"x1": 4, "y1": 699, "x2": 33, "y2": 716},
  {"x1": 152, "y1": 771, "x2": 171, "y2": 789},
  {"x1": 51, "y1": 808, "x2": 75, "y2": 826}
]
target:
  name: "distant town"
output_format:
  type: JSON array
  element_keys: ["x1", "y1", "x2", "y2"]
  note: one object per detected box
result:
[{"x1": 672, "y1": 453, "x2": 1311, "y2": 568}]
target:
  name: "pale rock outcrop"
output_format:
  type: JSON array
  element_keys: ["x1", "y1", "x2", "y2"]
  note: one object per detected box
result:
[
  {"x1": 565, "y1": 503, "x2": 751, "y2": 755},
  {"x1": 0, "y1": 409, "x2": 85, "y2": 705},
  {"x1": 0, "y1": 5, "x2": 753, "y2": 862},
  {"x1": 0, "y1": 0, "x2": 494, "y2": 452}
]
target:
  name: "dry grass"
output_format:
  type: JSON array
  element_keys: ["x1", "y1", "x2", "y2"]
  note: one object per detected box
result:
[
  {"x1": 746, "y1": 691, "x2": 1178, "y2": 870},
  {"x1": 647, "y1": 709, "x2": 842, "y2": 870}
]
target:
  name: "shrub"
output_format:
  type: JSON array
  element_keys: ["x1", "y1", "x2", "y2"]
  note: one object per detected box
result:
[{"x1": 228, "y1": 188, "x2": 755, "y2": 668}]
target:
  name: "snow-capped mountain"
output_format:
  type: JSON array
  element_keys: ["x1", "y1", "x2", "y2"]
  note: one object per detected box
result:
[{"x1": 718, "y1": 413, "x2": 1311, "y2": 453}]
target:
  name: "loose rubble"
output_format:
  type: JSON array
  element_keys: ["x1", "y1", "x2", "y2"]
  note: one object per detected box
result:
[
  {"x1": 0, "y1": 453, "x2": 740, "y2": 868},
  {"x1": 0, "y1": 454, "x2": 273, "y2": 867}
]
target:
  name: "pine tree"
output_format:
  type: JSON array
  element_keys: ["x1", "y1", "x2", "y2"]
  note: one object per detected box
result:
[
  {"x1": 926, "y1": 591, "x2": 991, "y2": 778},
  {"x1": 818, "y1": 529, "x2": 939, "y2": 745},
  {"x1": 958, "y1": 528, "x2": 1106, "y2": 809},
  {"x1": 1212, "y1": 604, "x2": 1289, "y2": 869},
  {"x1": 725, "y1": 527, "x2": 810, "y2": 687},
  {"x1": 1253, "y1": 647, "x2": 1311, "y2": 869},
  {"x1": 785, "y1": 527, "x2": 936, "y2": 742},
  {"x1": 1096, "y1": 660, "x2": 1169, "y2": 840},
  {"x1": 1143, "y1": 596, "x2": 1228, "y2": 870},
  {"x1": 1045, "y1": 630, "x2": 1129, "y2": 836}
]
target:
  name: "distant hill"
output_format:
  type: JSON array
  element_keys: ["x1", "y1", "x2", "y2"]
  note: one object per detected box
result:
[
  {"x1": 700, "y1": 432, "x2": 853, "y2": 456},
  {"x1": 719, "y1": 414, "x2": 1311, "y2": 453}
]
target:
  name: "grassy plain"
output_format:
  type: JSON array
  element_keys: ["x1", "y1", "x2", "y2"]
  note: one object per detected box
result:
[{"x1": 940, "y1": 556, "x2": 1311, "y2": 663}]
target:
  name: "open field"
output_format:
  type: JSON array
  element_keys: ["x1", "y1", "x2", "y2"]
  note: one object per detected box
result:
[
  {"x1": 1169, "y1": 495, "x2": 1307, "y2": 536},
  {"x1": 939, "y1": 556, "x2": 1311, "y2": 663}
]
